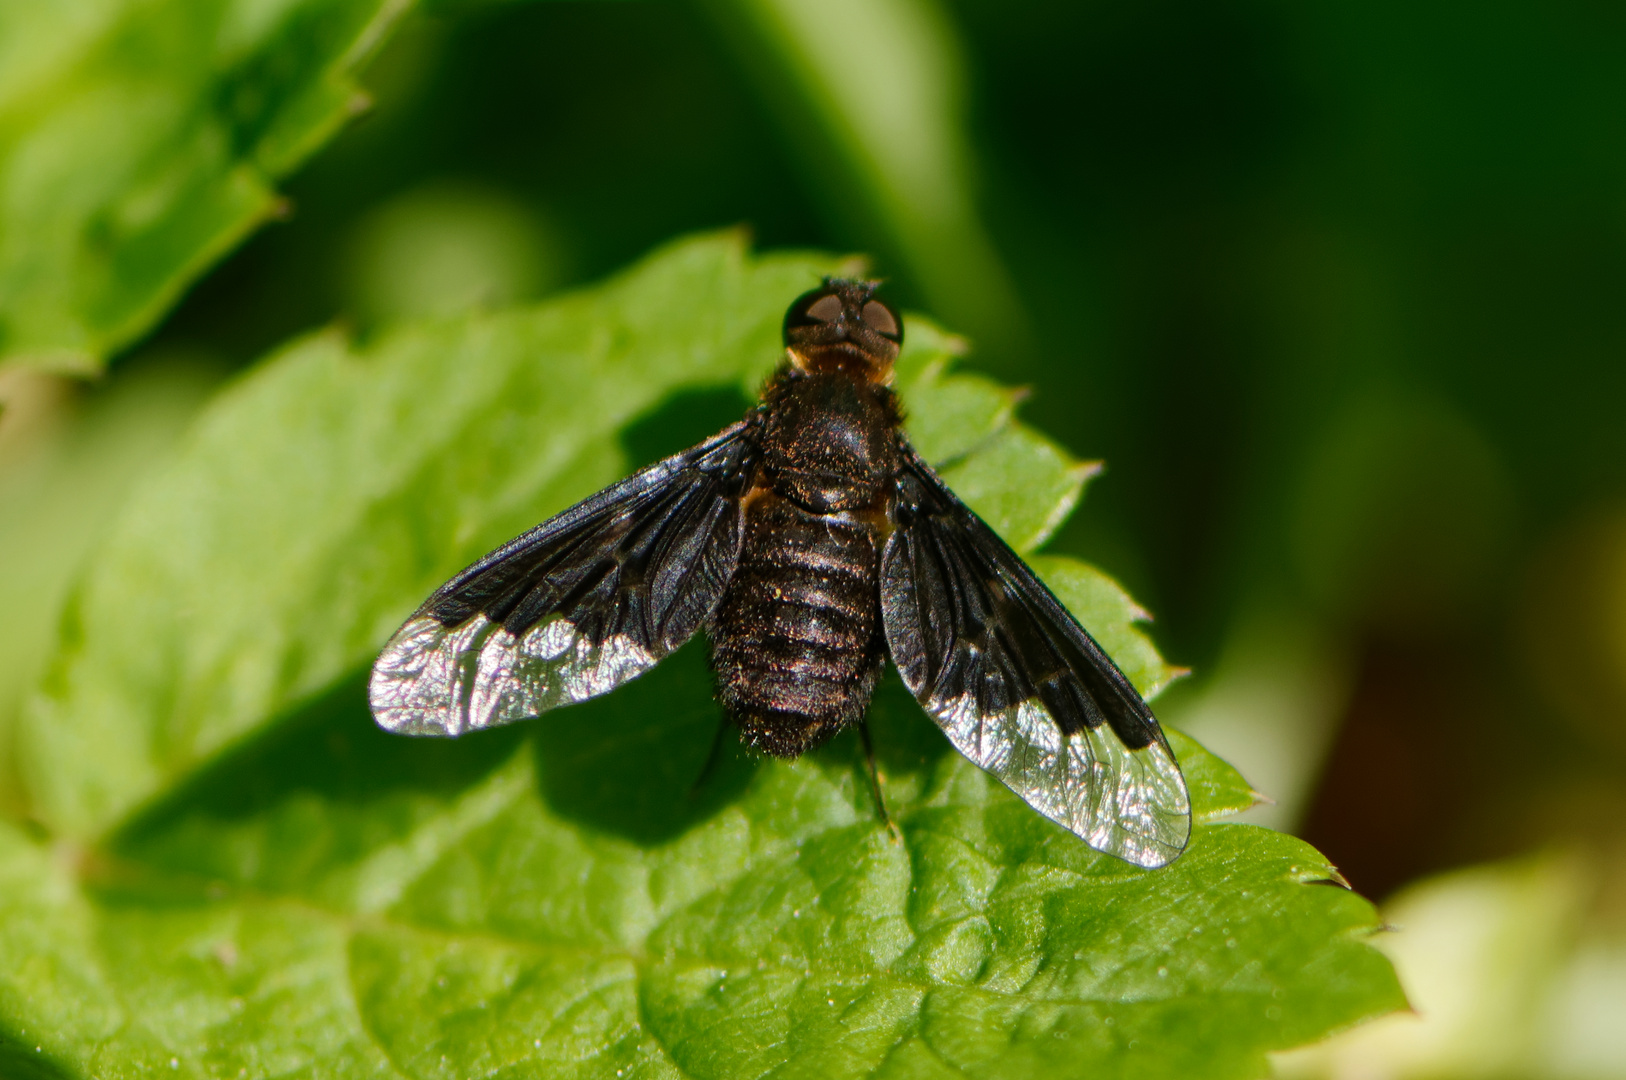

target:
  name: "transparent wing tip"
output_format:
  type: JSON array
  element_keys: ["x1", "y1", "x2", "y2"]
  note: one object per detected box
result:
[
  {"x1": 1091, "y1": 809, "x2": 1192, "y2": 869},
  {"x1": 369, "y1": 614, "x2": 464, "y2": 736}
]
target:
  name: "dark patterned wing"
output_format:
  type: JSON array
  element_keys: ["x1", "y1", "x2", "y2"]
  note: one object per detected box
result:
[
  {"x1": 370, "y1": 423, "x2": 753, "y2": 736},
  {"x1": 881, "y1": 444, "x2": 1190, "y2": 867}
]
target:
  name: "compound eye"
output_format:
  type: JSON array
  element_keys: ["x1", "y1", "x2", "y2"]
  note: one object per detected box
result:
[
  {"x1": 803, "y1": 293, "x2": 844, "y2": 322},
  {"x1": 861, "y1": 299, "x2": 901, "y2": 341},
  {"x1": 785, "y1": 291, "x2": 845, "y2": 335}
]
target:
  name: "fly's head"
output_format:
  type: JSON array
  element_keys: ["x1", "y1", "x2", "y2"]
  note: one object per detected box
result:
[{"x1": 783, "y1": 278, "x2": 902, "y2": 382}]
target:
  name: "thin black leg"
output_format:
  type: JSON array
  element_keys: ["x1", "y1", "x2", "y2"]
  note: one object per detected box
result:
[
  {"x1": 689, "y1": 718, "x2": 730, "y2": 798},
  {"x1": 859, "y1": 723, "x2": 901, "y2": 841}
]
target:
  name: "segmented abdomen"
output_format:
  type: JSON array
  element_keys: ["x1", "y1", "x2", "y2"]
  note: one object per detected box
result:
[{"x1": 711, "y1": 494, "x2": 884, "y2": 756}]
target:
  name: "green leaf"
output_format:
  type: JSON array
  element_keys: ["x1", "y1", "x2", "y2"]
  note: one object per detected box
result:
[
  {"x1": 1030, "y1": 556, "x2": 1185, "y2": 702},
  {"x1": 19, "y1": 231, "x2": 842, "y2": 838},
  {"x1": 0, "y1": 711, "x2": 1397, "y2": 1078},
  {"x1": 0, "y1": 0, "x2": 408, "y2": 373},
  {"x1": 0, "y1": 358, "x2": 222, "y2": 817},
  {"x1": 892, "y1": 322, "x2": 1010, "y2": 466},
  {"x1": 1168, "y1": 728, "x2": 1262, "y2": 825},
  {"x1": 7, "y1": 232, "x2": 1403, "y2": 1076}
]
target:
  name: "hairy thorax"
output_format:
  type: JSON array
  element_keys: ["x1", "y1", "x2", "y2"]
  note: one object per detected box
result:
[{"x1": 757, "y1": 371, "x2": 899, "y2": 513}]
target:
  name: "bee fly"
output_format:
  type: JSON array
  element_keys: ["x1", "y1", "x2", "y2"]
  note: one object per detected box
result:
[{"x1": 370, "y1": 280, "x2": 1190, "y2": 867}]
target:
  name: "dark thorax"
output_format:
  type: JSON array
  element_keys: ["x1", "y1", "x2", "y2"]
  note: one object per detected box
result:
[
  {"x1": 758, "y1": 371, "x2": 899, "y2": 513},
  {"x1": 710, "y1": 280, "x2": 904, "y2": 757}
]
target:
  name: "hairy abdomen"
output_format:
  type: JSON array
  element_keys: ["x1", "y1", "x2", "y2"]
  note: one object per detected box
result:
[{"x1": 711, "y1": 494, "x2": 883, "y2": 757}]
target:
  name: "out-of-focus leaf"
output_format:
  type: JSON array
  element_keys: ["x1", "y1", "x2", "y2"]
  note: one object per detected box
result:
[
  {"x1": 0, "y1": 358, "x2": 220, "y2": 816},
  {"x1": 1163, "y1": 608, "x2": 1355, "y2": 833},
  {"x1": 0, "y1": 0, "x2": 409, "y2": 373},
  {"x1": 699, "y1": 0, "x2": 1026, "y2": 353},
  {"x1": 1276, "y1": 852, "x2": 1626, "y2": 1080},
  {"x1": 343, "y1": 182, "x2": 566, "y2": 327},
  {"x1": 6, "y1": 232, "x2": 1402, "y2": 1076}
]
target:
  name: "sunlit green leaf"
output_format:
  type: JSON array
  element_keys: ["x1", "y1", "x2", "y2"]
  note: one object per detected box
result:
[
  {"x1": 6, "y1": 233, "x2": 1402, "y2": 1077},
  {"x1": 1032, "y1": 555, "x2": 1185, "y2": 702},
  {"x1": 20, "y1": 231, "x2": 841, "y2": 837},
  {"x1": 0, "y1": 711, "x2": 1397, "y2": 1079}
]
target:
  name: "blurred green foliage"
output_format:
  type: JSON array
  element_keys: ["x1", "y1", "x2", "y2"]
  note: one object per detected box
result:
[
  {"x1": 0, "y1": 0, "x2": 405, "y2": 371},
  {"x1": 2, "y1": 0, "x2": 1625, "y2": 1075}
]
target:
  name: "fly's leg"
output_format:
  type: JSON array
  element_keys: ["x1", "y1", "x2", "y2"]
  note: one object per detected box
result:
[
  {"x1": 689, "y1": 718, "x2": 730, "y2": 798},
  {"x1": 860, "y1": 722, "x2": 902, "y2": 842}
]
